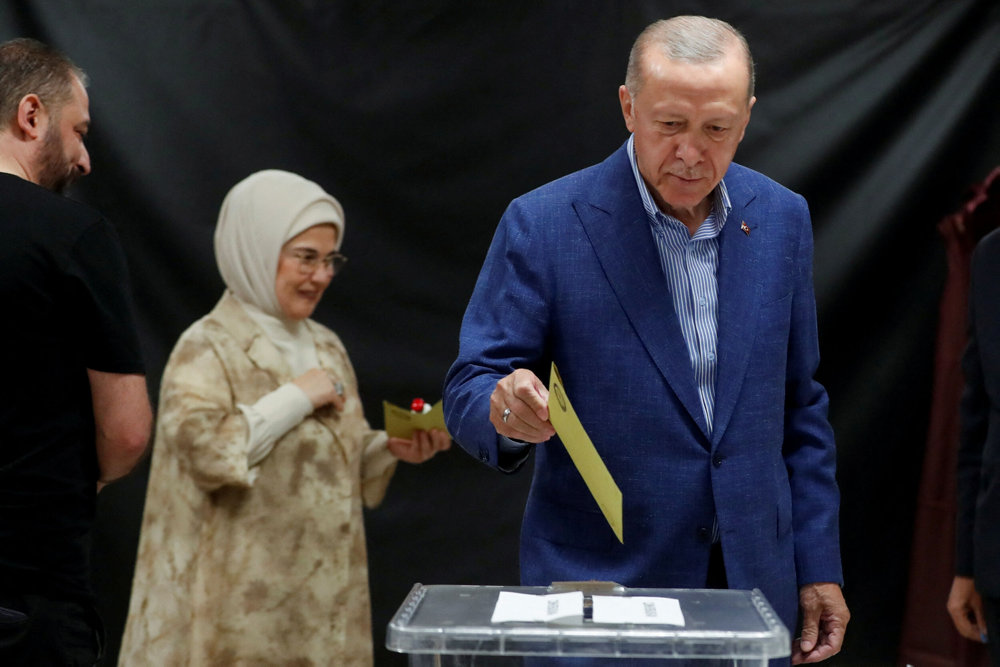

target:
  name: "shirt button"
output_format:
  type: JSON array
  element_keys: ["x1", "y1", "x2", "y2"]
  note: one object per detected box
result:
[{"x1": 707, "y1": 352, "x2": 716, "y2": 361}]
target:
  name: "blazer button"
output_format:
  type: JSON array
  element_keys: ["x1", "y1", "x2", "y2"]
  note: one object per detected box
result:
[
  {"x1": 697, "y1": 526, "x2": 710, "y2": 541},
  {"x1": 712, "y1": 455, "x2": 725, "y2": 468}
]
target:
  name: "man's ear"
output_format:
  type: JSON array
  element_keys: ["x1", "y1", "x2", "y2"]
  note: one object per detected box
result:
[
  {"x1": 16, "y1": 94, "x2": 45, "y2": 140},
  {"x1": 619, "y1": 85, "x2": 636, "y2": 133},
  {"x1": 737, "y1": 95, "x2": 756, "y2": 143}
]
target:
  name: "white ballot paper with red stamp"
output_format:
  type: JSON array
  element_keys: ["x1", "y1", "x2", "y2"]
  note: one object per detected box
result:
[{"x1": 547, "y1": 362, "x2": 624, "y2": 543}]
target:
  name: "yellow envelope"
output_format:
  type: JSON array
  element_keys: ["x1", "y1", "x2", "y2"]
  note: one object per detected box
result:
[
  {"x1": 383, "y1": 400, "x2": 449, "y2": 439},
  {"x1": 548, "y1": 362, "x2": 623, "y2": 543}
]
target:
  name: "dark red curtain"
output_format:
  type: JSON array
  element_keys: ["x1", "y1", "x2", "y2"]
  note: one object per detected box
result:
[{"x1": 899, "y1": 167, "x2": 1000, "y2": 667}]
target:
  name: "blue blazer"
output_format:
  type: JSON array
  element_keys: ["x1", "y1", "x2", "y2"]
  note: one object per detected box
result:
[{"x1": 444, "y1": 142, "x2": 843, "y2": 631}]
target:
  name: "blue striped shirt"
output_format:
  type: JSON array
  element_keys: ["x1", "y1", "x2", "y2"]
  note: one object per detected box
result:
[{"x1": 626, "y1": 134, "x2": 731, "y2": 435}]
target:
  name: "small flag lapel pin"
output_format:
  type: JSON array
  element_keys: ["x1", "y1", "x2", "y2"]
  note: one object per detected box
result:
[{"x1": 740, "y1": 220, "x2": 750, "y2": 236}]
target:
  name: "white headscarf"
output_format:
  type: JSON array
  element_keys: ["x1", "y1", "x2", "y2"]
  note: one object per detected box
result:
[
  {"x1": 214, "y1": 170, "x2": 345, "y2": 375},
  {"x1": 214, "y1": 169, "x2": 345, "y2": 319}
]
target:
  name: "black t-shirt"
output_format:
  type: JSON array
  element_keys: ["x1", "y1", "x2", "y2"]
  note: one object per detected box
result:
[{"x1": 0, "y1": 173, "x2": 145, "y2": 602}]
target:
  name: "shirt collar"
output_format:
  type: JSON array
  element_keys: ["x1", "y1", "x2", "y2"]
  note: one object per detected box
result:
[{"x1": 626, "y1": 134, "x2": 731, "y2": 235}]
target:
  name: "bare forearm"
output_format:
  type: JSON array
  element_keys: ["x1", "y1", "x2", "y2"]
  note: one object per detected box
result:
[
  {"x1": 89, "y1": 370, "x2": 153, "y2": 483},
  {"x1": 95, "y1": 422, "x2": 150, "y2": 481}
]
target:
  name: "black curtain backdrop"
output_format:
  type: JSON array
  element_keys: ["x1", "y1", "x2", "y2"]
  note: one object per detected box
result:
[{"x1": 2, "y1": 1, "x2": 998, "y2": 665}]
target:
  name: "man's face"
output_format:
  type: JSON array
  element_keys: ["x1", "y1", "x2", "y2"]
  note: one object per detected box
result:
[
  {"x1": 35, "y1": 75, "x2": 90, "y2": 193},
  {"x1": 619, "y1": 45, "x2": 754, "y2": 227}
]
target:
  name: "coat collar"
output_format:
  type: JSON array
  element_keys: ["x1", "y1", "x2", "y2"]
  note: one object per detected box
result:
[
  {"x1": 210, "y1": 289, "x2": 343, "y2": 382},
  {"x1": 575, "y1": 145, "x2": 710, "y2": 437},
  {"x1": 575, "y1": 147, "x2": 761, "y2": 445},
  {"x1": 208, "y1": 290, "x2": 348, "y2": 444},
  {"x1": 209, "y1": 290, "x2": 295, "y2": 384}
]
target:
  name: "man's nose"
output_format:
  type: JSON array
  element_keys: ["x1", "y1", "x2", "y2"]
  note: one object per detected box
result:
[
  {"x1": 77, "y1": 147, "x2": 91, "y2": 176},
  {"x1": 674, "y1": 133, "x2": 704, "y2": 165}
]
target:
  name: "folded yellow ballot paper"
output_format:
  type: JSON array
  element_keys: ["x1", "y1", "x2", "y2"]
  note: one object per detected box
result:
[
  {"x1": 382, "y1": 400, "x2": 448, "y2": 439},
  {"x1": 548, "y1": 362, "x2": 624, "y2": 543}
]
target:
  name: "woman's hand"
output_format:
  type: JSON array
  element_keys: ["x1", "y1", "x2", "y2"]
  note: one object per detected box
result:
[
  {"x1": 388, "y1": 428, "x2": 451, "y2": 463},
  {"x1": 292, "y1": 368, "x2": 347, "y2": 411}
]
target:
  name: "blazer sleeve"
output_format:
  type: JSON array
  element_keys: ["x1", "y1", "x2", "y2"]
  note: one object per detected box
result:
[
  {"x1": 443, "y1": 197, "x2": 553, "y2": 470},
  {"x1": 781, "y1": 200, "x2": 844, "y2": 586},
  {"x1": 956, "y1": 243, "x2": 990, "y2": 577}
]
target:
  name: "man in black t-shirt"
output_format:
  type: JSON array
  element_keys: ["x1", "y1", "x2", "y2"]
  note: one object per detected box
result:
[{"x1": 0, "y1": 38, "x2": 152, "y2": 665}]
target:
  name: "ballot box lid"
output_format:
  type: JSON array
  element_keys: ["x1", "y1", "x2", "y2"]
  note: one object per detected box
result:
[{"x1": 386, "y1": 584, "x2": 790, "y2": 659}]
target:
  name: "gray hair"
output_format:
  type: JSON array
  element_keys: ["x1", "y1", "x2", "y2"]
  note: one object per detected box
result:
[
  {"x1": 0, "y1": 38, "x2": 88, "y2": 125},
  {"x1": 625, "y1": 16, "x2": 755, "y2": 101}
]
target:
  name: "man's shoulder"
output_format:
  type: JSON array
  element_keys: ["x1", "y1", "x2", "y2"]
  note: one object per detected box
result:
[
  {"x1": 971, "y1": 228, "x2": 1000, "y2": 284},
  {"x1": 976, "y1": 227, "x2": 1000, "y2": 256},
  {"x1": 724, "y1": 162, "x2": 804, "y2": 205},
  {"x1": 513, "y1": 143, "x2": 630, "y2": 207},
  {"x1": 0, "y1": 173, "x2": 106, "y2": 237}
]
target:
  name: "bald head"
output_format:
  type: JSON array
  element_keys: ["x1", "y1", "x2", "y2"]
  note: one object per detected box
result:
[{"x1": 625, "y1": 16, "x2": 755, "y2": 102}]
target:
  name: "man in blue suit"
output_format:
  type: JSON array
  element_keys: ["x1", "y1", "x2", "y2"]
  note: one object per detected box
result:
[{"x1": 444, "y1": 15, "x2": 849, "y2": 664}]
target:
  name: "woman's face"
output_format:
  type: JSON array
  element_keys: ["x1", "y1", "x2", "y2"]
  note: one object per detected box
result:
[{"x1": 275, "y1": 224, "x2": 339, "y2": 321}]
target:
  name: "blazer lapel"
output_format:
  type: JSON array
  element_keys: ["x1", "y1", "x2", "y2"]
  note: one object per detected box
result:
[
  {"x1": 575, "y1": 147, "x2": 710, "y2": 438},
  {"x1": 711, "y1": 172, "x2": 760, "y2": 446}
]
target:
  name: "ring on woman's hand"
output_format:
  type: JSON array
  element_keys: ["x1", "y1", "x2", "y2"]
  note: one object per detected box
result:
[
  {"x1": 502, "y1": 407, "x2": 511, "y2": 423},
  {"x1": 334, "y1": 381, "x2": 345, "y2": 396}
]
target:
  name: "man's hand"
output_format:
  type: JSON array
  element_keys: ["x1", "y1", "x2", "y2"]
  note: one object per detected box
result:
[
  {"x1": 792, "y1": 582, "x2": 850, "y2": 663},
  {"x1": 947, "y1": 575, "x2": 987, "y2": 642},
  {"x1": 489, "y1": 369, "x2": 555, "y2": 443}
]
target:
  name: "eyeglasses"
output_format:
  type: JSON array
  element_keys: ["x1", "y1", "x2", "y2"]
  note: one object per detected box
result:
[{"x1": 286, "y1": 249, "x2": 348, "y2": 276}]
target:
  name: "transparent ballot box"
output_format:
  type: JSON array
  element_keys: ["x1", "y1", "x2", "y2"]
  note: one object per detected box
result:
[{"x1": 386, "y1": 583, "x2": 790, "y2": 665}]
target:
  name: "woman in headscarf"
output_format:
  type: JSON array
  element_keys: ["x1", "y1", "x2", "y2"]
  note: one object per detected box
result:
[{"x1": 119, "y1": 170, "x2": 450, "y2": 665}]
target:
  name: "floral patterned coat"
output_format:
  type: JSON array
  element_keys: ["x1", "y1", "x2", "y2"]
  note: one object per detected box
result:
[{"x1": 119, "y1": 291, "x2": 396, "y2": 666}]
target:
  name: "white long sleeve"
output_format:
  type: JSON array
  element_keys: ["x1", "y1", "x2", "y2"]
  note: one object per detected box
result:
[{"x1": 238, "y1": 382, "x2": 314, "y2": 467}]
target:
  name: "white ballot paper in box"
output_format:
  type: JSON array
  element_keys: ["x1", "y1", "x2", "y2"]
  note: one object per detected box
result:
[
  {"x1": 592, "y1": 596, "x2": 685, "y2": 626},
  {"x1": 490, "y1": 591, "x2": 584, "y2": 623}
]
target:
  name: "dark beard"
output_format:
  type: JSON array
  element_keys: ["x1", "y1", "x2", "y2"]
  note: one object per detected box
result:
[{"x1": 35, "y1": 125, "x2": 78, "y2": 193}]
